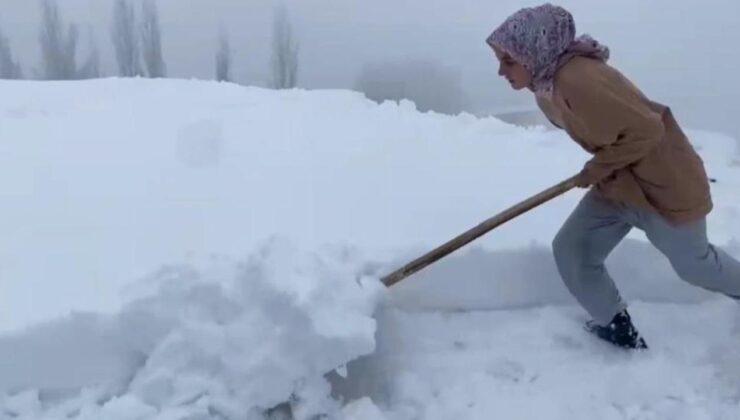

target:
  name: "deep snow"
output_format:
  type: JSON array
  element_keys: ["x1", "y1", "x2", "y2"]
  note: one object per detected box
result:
[{"x1": 0, "y1": 79, "x2": 739, "y2": 419}]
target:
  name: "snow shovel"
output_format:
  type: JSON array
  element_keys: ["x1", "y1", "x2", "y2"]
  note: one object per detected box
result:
[{"x1": 381, "y1": 175, "x2": 578, "y2": 287}]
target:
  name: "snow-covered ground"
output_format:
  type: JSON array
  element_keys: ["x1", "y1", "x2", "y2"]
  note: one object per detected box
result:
[{"x1": 0, "y1": 79, "x2": 739, "y2": 419}]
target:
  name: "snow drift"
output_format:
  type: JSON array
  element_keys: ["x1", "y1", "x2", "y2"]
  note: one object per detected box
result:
[{"x1": 0, "y1": 78, "x2": 739, "y2": 419}]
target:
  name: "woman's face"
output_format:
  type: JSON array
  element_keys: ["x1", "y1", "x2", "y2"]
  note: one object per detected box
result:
[{"x1": 493, "y1": 47, "x2": 532, "y2": 91}]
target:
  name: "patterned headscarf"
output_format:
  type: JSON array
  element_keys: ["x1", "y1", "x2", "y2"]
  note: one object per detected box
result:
[{"x1": 486, "y1": 3, "x2": 609, "y2": 97}]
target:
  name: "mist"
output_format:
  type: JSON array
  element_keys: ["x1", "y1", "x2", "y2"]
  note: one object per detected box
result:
[{"x1": 0, "y1": 0, "x2": 738, "y2": 139}]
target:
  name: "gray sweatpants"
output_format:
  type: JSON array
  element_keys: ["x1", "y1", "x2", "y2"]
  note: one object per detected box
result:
[{"x1": 553, "y1": 189, "x2": 740, "y2": 325}]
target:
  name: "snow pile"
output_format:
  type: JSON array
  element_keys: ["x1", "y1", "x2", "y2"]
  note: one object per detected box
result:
[
  {"x1": 0, "y1": 78, "x2": 738, "y2": 419},
  {"x1": 0, "y1": 79, "x2": 737, "y2": 330},
  {"x1": 0, "y1": 239, "x2": 385, "y2": 419}
]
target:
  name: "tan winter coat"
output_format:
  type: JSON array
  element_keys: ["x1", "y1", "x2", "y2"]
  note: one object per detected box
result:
[{"x1": 536, "y1": 56, "x2": 712, "y2": 225}]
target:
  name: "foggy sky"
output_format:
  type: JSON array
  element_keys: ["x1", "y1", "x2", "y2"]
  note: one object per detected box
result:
[{"x1": 0, "y1": 0, "x2": 739, "y2": 139}]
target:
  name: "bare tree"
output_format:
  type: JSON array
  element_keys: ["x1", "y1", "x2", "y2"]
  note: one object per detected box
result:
[
  {"x1": 215, "y1": 28, "x2": 231, "y2": 82},
  {"x1": 140, "y1": 0, "x2": 166, "y2": 78},
  {"x1": 270, "y1": 5, "x2": 298, "y2": 89},
  {"x1": 111, "y1": 0, "x2": 141, "y2": 77},
  {"x1": 37, "y1": 0, "x2": 99, "y2": 80},
  {"x1": 0, "y1": 27, "x2": 23, "y2": 79},
  {"x1": 38, "y1": 0, "x2": 79, "y2": 80},
  {"x1": 78, "y1": 27, "x2": 101, "y2": 79}
]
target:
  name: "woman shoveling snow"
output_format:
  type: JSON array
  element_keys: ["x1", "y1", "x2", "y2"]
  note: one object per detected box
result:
[{"x1": 486, "y1": 3, "x2": 740, "y2": 350}]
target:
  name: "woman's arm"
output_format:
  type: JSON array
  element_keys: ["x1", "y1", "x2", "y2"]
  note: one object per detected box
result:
[{"x1": 559, "y1": 63, "x2": 665, "y2": 185}]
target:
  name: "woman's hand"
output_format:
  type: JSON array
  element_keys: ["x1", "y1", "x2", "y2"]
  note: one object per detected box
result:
[{"x1": 575, "y1": 168, "x2": 594, "y2": 188}]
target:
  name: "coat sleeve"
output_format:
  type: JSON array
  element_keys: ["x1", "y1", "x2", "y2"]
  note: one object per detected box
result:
[{"x1": 558, "y1": 66, "x2": 665, "y2": 184}]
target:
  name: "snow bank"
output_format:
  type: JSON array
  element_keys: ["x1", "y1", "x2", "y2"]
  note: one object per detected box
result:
[
  {"x1": 0, "y1": 78, "x2": 738, "y2": 419},
  {"x1": 0, "y1": 79, "x2": 737, "y2": 331},
  {"x1": 0, "y1": 238, "x2": 385, "y2": 419}
]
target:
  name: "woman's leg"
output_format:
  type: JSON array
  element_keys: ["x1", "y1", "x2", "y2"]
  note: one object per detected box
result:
[
  {"x1": 553, "y1": 191, "x2": 633, "y2": 325},
  {"x1": 641, "y1": 213, "x2": 740, "y2": 299}
]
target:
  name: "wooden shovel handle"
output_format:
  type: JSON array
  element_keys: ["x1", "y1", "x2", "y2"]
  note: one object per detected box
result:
[{"x1": 381, "y1": 175, "x2": 578, "y2": 287}]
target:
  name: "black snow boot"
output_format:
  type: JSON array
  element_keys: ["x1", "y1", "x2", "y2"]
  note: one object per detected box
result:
[{"x1": 585, "y1": 309, "x2": 648, "y2": 350}]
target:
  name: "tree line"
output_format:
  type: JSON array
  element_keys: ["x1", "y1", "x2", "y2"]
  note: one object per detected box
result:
[
  {"x1": 0, "y1": 0, "x2": 299, "y2": 89},
  {"x1": 0, "y1": 1, "x2": 470, "y2": 115}
]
